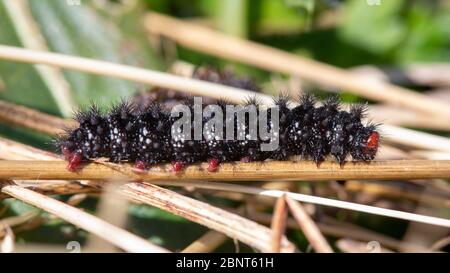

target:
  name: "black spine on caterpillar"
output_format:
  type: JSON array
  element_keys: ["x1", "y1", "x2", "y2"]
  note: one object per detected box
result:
[
  {"x1": 267, "y1": 93, "x2": 293, "y2": 160},
  {"x1": 107, "y1": 101, "x2": 136, "y2": 163},
  {"x1": 285, "y1": 93, "x2": 317, "y2": 160},
  {"x1": 58, "y1": 94, "x2": 380, "y2": 172},
  {"x1": 133, "y1": 103, "x2": 173, "y2": 170}
]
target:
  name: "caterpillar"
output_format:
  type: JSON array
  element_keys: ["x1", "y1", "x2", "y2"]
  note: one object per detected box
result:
[{"x1": 57, "y1": 94, "x2": 380, "y2": 172}]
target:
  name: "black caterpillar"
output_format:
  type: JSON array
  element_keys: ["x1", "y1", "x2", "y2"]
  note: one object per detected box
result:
[{"x1": 58, "y1": 94, "x2": 380, "y2": 172}]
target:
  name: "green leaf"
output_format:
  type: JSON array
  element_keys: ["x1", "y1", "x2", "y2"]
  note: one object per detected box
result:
[
  {"x1": 250, "y1": 0, "x2": 309, "y2": 35},
  {"x1": 395, "y1": 6, "x2": 450, "y2": 63},
  {"x1": 339, "y1": 0, "x2": 407, "y2": 54},
  {"x1": 128, "y1": 203, "x2": 187, "y2": 222},
  {"x1": 3, "y1": 199, "x2": 39, "y2": 215},
  {"x1": 216, "y1": 0, "x2": 248, "y2": 38},
  {"x1": 27, "y1": 0, "x2": 164, "y2": 110},
  {"x1": 0, "y1": 1, "x2": 64, "y2": 116},
  {"x1": 284, "y1": 0, "x2": 314, "y2": 11}
]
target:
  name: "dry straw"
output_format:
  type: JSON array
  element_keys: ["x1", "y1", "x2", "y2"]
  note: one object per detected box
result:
[
  {"x1": 0, "y1": 160, "x2": 449, "y2": 181},
  {"x1": 0, "y1": 180, "x2": 170, "y2": 253}
]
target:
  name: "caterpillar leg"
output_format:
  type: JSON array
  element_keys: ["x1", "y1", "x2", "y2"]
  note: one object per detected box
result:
[
  {"x1": 61, "y1": 146, "x2": 82, "y2": 171},
  {"x1": 172, "y1": 161, "x2": 184, "y2": 172},
  {"x1": 133, "y1": 160, "x2": 146, "y2": 171},
  {"x1": 67, "y1": 153, "x2": 82, "y2": 172},
  {"x1": 240, "y1": 156, "x2": 251, "y2": 163},
  {"x1": 207, "y1": 158, "x2": 220, "y2": 172}
]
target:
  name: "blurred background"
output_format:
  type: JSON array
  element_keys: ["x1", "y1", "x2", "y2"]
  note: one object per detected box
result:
[{"x1": 0, "y1": 0, "x2": 449, "y2": 252}]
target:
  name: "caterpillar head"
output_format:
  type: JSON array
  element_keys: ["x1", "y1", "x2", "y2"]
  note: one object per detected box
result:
[{"x1": 351, "y1": 126, "x2": 380, "y2": 161}]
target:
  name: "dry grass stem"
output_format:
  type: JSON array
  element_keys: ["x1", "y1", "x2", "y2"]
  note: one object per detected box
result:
[
  {"x1": 381, "y1": 124, "x2": 450, "y2": 153},
  {"x1": 120, "y1": 182, "x2": 296, "y2": 253},
  {"x1": 181, "y1": 230, "x2": 228, "y2": 253},
  {"x1": 0, "y1": 45, "x2": 268, "y2": 105},
  {"x1": 0, "y1": 225, "x2": 14, "y2": 253},
  {"x1": 429, "y1": 236, "x2": 450, "y2": 251},
  {"x1": 410, "y1": 151, "x2": 450, "y2": 160},
  {"x1": 246, "y1": 209, "x2": 425, "y2": 251},
  {"x1": 285, "y1": 196, "x2": 333, "y2": 253},
  {"x1": 0, "y1": 160, "x2": 449, "y2": 181},
  {"x1": 270, "y1": 195, "x2": 288, "y2": 252},
  {"x1": 0, "y1": 100, "x2": 76, "y2": 136},
  {"x1": 12, "y1": 180, "x2": 100, "y2": 196},
  {"x1": 0, "y1": 211, "x2": 38, "y2": 228},
  {"x1": 351, "y1": 64, "x2": 450, "y2": 88},
  {"x1": 0, "y1": 137, "x2": 60, "y2": 160},
  {"x1": 0, "y1": 181, "x2": 170, "y2": 253},
  {"x1": 83, "y1": 183, "x2": 130, "y2": 253},
  {"x1": 141, "y1": 181, "x2": 450, "y2": 228},
  {"x1": 345, "y1": 181, "x2": 450, "y2": 208},
  {"x1": 0, "y1": 211, "x2": 39, "y2": 240},
  {"x1": 368, "y1": 105, "x2": 450, "y2": 131}
]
